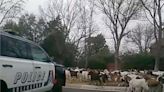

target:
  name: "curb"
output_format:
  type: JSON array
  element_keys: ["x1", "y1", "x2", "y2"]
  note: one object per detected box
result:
[
  {"x1": 64, "y1": 84, "x2": 164, "y2": 92},
  {"x1": 64, "y1": 84, "x2": 127, "y2": 92}
]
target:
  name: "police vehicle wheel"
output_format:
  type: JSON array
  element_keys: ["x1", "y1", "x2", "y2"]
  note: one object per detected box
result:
[
  {"x1": 1, "y1": 81, "x2": 10, "y2": 92},
  {"x1": 53, "y1": 85, "x2": 62, "y2": 92}
]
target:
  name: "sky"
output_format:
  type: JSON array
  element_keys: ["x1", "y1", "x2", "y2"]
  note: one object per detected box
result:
[
  {"x1": 24, "y1": 0, "x2": 138, "y2": 52},
  {"x1": 24, "y1": 0, "x2": 152, "y2": 53},
  {"x1": 24, "y1": 0, "x2": 48, "y2": 14}
]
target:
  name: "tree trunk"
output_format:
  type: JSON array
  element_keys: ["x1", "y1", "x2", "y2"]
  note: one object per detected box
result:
[
  {"x1": 114, "y1": 41, "x2": 120, "y2": 70},
  {"x1": 85, "y1": 56, "x2": 88, "y2": 68},
  {"x1": 154, "y1": 0, "x2": 162, "y2": 71},
  {"x1": 154, "y1": 38, "x2": 161, "y2": 71},
  {"x1": 154, "y1": 56, "x2": 160, "y2": 71},
  {"x1": 114, "y1": 51, "x2": 119, "y2": 70},
  {"x1": 84, "y1": 39, "x2": 88, "y2": 68},
  {"x1": 139, "y1": 46, "x2": 143, "y2": 54},
  {"x1": 85, "y1": 45, "x2": 88, "y2": 69},
  {"x1": 153, "y1": 0, "x2": 162, "y2": 71}
]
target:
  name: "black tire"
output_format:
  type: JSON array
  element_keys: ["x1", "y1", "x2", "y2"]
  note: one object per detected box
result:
[
  {"x1": 53, "y1": 85, "x2": 62, "y2": 92},
  {"x1": 0, "y1": 81, "x2": 9, "y2": 92}
]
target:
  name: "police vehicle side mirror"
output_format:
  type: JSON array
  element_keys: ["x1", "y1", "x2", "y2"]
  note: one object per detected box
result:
[
  {"x1": 49, "y1": 57, "x2": 55, "y2": 62},
  {"x1": 43, "y1": 57, "x2": 52, "y2": 63},
  {"x1": 47, "y1": 59, "x2": 52, "y2": 63}
]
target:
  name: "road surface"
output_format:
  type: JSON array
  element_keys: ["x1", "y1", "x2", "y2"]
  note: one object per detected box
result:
[{"x1": 63, "y1": 88, "x2": 119, "y2": 92}]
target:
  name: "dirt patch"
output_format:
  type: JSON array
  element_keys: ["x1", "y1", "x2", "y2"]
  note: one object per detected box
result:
[{"x1": 66, "y1": 79, "x2": 125, "y2": 86}]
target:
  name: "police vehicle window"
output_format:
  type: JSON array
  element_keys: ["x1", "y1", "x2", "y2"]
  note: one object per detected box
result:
[
  {"x1": 16, "y1": 39, "x2": 30, "y2": 59},
  {"x1": 1, "y1": 35, "x2": 18, "y2": 57},
  {"x1": 30, "y1": 44, "x2": 49, "y2": 62},
  {"x1": 1, "y1": 35, "x2": 29, "y2": 59}
]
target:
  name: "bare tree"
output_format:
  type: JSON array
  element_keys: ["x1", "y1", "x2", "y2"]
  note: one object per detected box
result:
[
  {"x1": 40, "y1": 0, "x2": 80, "y2": 40},
  {"x1": 0, "y1": 0, "x2": 24, "y2": 26},
  {"x1": 97, "y1": 0, "x2": 141, "y2": 69},
  {"x1": 73, "y1": 0, "x2": 97, "y2": 68},
  {"x1": 40, "y1": 0, "x2": 98, "y2": 67},
  {"x1": 140, "y1": 0, "x2": 164, "y2": 71},
  {"x1": 127, "y1": 24, "x2": 155, "y2": 53}
]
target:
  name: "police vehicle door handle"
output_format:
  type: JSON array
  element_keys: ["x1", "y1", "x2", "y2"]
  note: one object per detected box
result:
[
  {"x1": 2, "y1": 64, "x2": 13, "y2": 68},
  {"x1": 35, "y1": 66, "x2": 41, "y2": 69}
]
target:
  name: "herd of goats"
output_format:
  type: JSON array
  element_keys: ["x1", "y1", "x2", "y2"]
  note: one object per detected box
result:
[{"x1": 65, "y1": 67, "x2": 164, "y2": 92}]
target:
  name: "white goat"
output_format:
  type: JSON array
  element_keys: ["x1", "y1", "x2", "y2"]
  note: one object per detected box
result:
[{"x1": 128, "y1": 78, "x2": 149, "y2": 92}]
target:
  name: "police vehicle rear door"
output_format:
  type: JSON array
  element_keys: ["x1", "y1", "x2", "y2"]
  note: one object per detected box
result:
[
  {"x1": 0, "y1": 35, "x2": 34, "y2": 92},
  {"x1": 30, "y1": 44, "x2": 54, "y2": 92}
]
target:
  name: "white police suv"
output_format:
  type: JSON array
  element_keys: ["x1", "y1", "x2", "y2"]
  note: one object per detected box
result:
[{"x1": 0, "y1": 31, "x2": 55, "y2": 92}]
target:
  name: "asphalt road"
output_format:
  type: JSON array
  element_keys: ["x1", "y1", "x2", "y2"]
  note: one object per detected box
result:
[{"x1": 63, "y1": 88, "x2": 119, "y2": 92}]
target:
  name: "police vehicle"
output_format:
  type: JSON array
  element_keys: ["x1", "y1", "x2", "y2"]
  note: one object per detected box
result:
[{"x1": 0, "y1": 31, "x2": 55, "y2": 92}]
